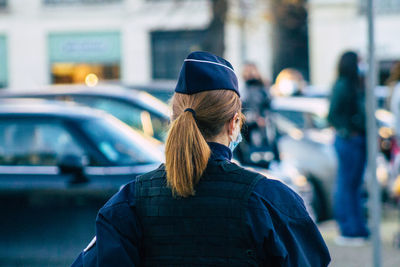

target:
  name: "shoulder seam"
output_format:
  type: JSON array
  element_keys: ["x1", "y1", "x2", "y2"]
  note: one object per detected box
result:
[{"x1": 100, "y1": 200, "x2": 130, "y2": 213}]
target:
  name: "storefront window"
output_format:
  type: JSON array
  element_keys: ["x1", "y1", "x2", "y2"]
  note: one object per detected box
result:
[
  {"x1": 51, "y1": 63, "x2": 120, "y2": 85},
  {"x1": 48, "y1": 32, "x2": 121, "y2": 85}
]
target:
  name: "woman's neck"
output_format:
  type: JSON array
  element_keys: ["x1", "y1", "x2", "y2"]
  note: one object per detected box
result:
[{"x1": 206, "y1": 134, "x2": 229, "y2": 147}]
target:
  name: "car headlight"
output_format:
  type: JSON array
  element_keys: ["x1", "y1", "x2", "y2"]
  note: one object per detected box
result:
[{"x1": 250, "y1": 151, "x2": 275, "y2": 163}]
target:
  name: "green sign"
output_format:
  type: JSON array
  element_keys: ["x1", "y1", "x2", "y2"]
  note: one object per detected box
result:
[
  {"x1": 0, "y1": 36, "x2": 7, "y2": 87},
  {"x1": 49, "y1": 32, "x2": 121, "y2": 63}
]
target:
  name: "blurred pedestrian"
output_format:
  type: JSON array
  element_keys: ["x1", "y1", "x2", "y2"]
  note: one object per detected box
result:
[
  {"x1": 272, "y1": 68, "x2": 306, "y2": 97},
  {"x1": 387, "y1": 62, "x2": 400, "y2": 139},
  {"x1": 237, "y1": 63, "x2": 280, "y2": 166},
  {"x1": 386, "y1": 62, "x2": 400, "y2": 201},
  {"x1": 72, "y1": 51, "x2": 330, "y2": 266},
  {"x1": 242, "y1": 62, "x2": 271, "y2": 148},
  {"x1": 328, "y1": 51, "x2": 369, "y2": 245}
]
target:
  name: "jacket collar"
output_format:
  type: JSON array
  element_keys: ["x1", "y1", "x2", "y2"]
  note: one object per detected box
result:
[{"x1": 207, "y1": 142, "x2": 232, "y2": 161}]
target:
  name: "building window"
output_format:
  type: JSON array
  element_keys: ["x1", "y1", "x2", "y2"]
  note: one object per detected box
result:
[
  {"x1": 151, "y1": 30, "x2": 206, "y2": 80},
  {"x1": 43, "y1": 0, "x2": 122, "y2": 5},
  {"x1": 359, "y1": 0, "x2": 400, "y2": 14},
  {"x1": 0, "y1": 0, "x2": 6, "y2": 9}
]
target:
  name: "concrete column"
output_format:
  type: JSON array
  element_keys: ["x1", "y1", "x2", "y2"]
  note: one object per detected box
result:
[
  {"x1": 8, "y1": 0, "x2": 48, "y2": 89},
  {"x1": 308, "y1": 0, "x2": 363, "y2": 89},
  {"x1": 122, "y1": 24, "x2": 151, "y2": 85}
]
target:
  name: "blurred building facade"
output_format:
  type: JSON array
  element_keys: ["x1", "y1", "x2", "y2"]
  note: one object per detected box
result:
[
  {"x1": 2, "y1": 0, "x2": 399, "y2": 91},
  {"x1": 309, "y1": 0, "x2": 400, "y2": 88},
  {"x1": 0, "y1": 0, "x2": 211, "y2": 89},
  {"x1": 0, "y1": 0, "x2": 274, "y2": 90}
]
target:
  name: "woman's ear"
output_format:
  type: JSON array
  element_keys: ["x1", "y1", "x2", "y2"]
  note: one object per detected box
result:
[{"x1": 228, "y1": 112, "x2": 240, "y2": 136}]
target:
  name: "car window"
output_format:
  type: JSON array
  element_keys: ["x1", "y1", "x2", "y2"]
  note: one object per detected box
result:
[
  {"x1": 71, "y1": 95, "x2": 168, "y2": 141},
  {"x1": 148, "y1": 112, "x2": 168, "y2": 141},
  {"x1": 81, "y1": 118, "x2": 163, "y2": 165},
  {"x1": 0, "y1": 120, "x2": 85, "y2": 166},
  {"x1": 72, "y1": 96, "x2": 143, "y2": 129},
  {"x1": 274, "y1": 110, "x2": 305, "y2": 129}
]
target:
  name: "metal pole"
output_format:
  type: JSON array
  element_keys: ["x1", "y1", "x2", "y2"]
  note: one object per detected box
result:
[{"x1": 366, "y1": 0, "x2": 381, "y2": 266}]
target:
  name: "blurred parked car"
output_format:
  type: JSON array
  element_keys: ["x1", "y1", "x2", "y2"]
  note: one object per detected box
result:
[
  {"x1": 0, "y1": 99, "x2": 164, "y2": 199},
  {"x1": 0, "y1": 98, "x2": 317, "y2": 218},
  {"x1": 0, "y1": 85, "x2": 171, "y2": 141},
  {"x1": 271, "y1": 96, "x2": 391, "y2": 220},
  {"x1": 126, "y1": 81, "x2": 175, "y2": 103}
]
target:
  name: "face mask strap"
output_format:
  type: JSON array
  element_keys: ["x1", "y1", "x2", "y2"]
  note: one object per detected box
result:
[{"x1": 229, "y1": 124, "x2": 242, "y2": 152}]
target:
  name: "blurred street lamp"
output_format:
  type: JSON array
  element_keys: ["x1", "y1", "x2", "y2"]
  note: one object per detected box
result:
[{"x1": 85, "y1": 73, "x2": 98, "y2": 87}]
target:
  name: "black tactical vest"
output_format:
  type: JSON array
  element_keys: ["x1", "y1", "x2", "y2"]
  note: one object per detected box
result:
[{"x1": 135, "y1": 160, "x2": 263, "y2": 266}]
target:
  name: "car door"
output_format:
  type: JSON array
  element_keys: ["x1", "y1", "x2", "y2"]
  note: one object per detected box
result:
[
  {"x1": 0, "y1": 117, "x2": 89, "y2": 195},
  {"x1": 70, "y1": 117, "x2": 162, "y2": 195}
]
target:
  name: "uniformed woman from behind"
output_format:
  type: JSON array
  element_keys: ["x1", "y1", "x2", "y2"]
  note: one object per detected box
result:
[{"x1": 72, "y1": 52, "x2": 330, "y2": 267}]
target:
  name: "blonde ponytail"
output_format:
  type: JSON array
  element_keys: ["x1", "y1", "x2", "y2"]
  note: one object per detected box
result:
[
  {"x1": 165, "y1": 110, "x2": 210, "y2": 197},
  {"x1": 165, "y1": 90, "x2": 242, "y2": 197}
]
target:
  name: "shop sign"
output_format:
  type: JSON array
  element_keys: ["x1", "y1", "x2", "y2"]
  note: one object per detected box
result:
[{"x1": 49, "y1": 32, "x2": 121, "y2": 63}]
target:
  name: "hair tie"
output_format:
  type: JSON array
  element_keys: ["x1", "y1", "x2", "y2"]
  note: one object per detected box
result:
[{"x1": 184, "y1": 108, "x2": 196, "y2": 118}]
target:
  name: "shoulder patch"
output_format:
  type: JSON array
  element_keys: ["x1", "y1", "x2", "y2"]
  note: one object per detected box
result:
[{"x1": 84, "y1": 236, "x2": 96, "y2": 252}]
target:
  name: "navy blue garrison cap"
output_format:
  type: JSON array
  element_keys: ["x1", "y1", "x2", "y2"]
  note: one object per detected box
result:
[{"x1": 175, "y1": 51, "x2": 240, "y2": 97}]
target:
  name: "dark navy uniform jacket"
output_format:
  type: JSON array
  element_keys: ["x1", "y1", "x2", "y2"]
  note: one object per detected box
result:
[{"x1": 72, "y1": 142, "x2": 330, "y2": 266}]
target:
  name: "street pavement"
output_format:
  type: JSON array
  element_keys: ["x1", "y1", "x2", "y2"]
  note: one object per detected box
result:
[
  {"x1": 319, "y1": 205, "x2": 400, "y2": 267},
  {"x1": 0, "y1": 195, "x2": 104, "y2": 267}
]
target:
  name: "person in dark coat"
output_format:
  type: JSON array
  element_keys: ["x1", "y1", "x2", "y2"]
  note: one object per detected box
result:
[
  {"x1": 328, "y1": 51, "x2": 369, "y2": 245},
  {"x1": 72, "y1": 51, "x2": 330, "y2": 266},
  {"x1": 236, "y1": 63, "x2": 280, "y2": 167}
]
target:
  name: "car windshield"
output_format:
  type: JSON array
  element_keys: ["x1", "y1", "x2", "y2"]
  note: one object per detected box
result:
[
  {"x1": 81, "y1": 117, "x2": 164, "y2": 165},
  {"x1": 275, "y1": 109, "x2": 329, "y2": 130},
  {"x1": 71, "y1": 95, "x2": 169, "y2": 141},
  {"x1": 309, "y1": 112, "x2": 329, "y2": 129}
]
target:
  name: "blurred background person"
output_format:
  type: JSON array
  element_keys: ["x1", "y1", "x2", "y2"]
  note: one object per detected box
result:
[
  {"x1": 385, "y1": 62, "x2": 400, "y2": 201},
  {"x1": 236, "y1": 62, "x2": 280, "y2": 167},
  {"x1": 387, "y1": 62, "x2": 400, "y2": 140},
  {"x1": 327, "y1": 51, "x2": 369, "y2": 245},
  {"x1": 242, "y1": 62, "x2": 271, "y2": 147},
  {"x1": 271, "y1": 68, "x2": 306, "y2": 97}
]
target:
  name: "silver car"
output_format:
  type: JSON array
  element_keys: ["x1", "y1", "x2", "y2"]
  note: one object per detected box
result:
[{"x1": 271, "y1": 96, "x2": 390, "y2": 221}]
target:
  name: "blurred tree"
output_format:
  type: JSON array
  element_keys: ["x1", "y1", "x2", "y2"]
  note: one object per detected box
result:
[
  {"x1": 203, "y1": 0, "x2": 228, "y2": 56},
  {"x1": 270, "y1": 0, "x2": 309, "y2": 82},
  {"x1": 150, "y1": 0, "x2": 228, "y2": 80}
]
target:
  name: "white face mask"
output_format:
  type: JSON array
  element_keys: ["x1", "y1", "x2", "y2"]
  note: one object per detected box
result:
[{"x1": 228, "y1": 124, "x2": 242, "y2": 153}]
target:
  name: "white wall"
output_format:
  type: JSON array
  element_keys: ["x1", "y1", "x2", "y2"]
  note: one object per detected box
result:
[
  {"x1": 309, "y1": 0, "x2": 400, "y2": 89},
  {"x1": 225, "y1": 0, "x2": 273, "y2": 87}
]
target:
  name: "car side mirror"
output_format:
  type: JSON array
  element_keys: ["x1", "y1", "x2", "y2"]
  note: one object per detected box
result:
[{"x1": 58, "y1": 154, "x2": 88, "y2": 184}]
